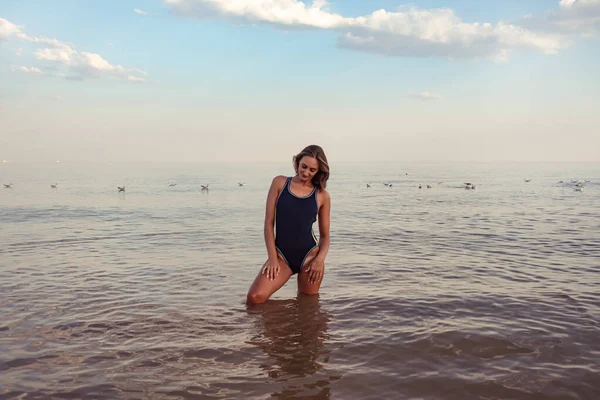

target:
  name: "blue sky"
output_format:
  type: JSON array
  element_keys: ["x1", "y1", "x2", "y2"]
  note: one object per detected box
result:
[{"x1": 1, "y1": 0, "x2": 599, "y2": 162}]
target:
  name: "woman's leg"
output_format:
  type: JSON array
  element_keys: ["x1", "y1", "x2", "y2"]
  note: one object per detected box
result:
[
  {"x1": 297, "y1": 247, "x2": 323, "y2": 295},
  {"x1": 246, "y1": 255, "x2": 294, "y2": 305}
]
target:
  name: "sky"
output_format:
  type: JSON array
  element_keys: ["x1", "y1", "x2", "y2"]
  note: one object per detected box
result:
[{"x1": 1, "y1": 0, "x2": 599, "y2": 163}]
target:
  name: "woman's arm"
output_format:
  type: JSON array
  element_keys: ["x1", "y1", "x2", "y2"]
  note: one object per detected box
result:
[
  {"x1": 303, "y1": 190, "x2": 330, "y2": 284},
  {"x1": 264, "y1": 176, "x2": 285, "y2": 260},
  {"x1": 315, "y1": 190, "x2": 331, "y2": 261}
]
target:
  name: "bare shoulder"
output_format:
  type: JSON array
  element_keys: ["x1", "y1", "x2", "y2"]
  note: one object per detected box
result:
[
  {"x1": 318, "y1": 188, "x2": 331, "y2": 203},
  {"x1": 271, "y1": 175, "x2": 287, "y2": 190},
  {"x1": 273, "y1": 175, "x2": 287, "y2": 187}
]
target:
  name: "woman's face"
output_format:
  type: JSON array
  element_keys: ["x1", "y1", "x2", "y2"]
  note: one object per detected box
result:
[{"x1": 297, "y1": 156, "x2": 319, "y2": 183}]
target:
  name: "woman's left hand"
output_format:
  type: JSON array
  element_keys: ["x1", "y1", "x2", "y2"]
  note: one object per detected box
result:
[{"x1": 303, "y1": 258, "x2": 325, "y2": 284}]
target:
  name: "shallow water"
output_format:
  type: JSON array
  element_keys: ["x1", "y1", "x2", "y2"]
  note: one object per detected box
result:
[{"x1": 1, "y1": 162, "x2": 599, "y2": 399}]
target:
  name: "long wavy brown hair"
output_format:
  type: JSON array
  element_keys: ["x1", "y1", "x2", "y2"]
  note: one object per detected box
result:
[{"x1": 293, "y1": 145, "x2": 330, "y2": 190}]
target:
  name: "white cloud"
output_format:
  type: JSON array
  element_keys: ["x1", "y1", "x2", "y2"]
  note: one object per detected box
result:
[
  {"x1": 10, "y1": 65, "x2": 44, "y2": 75},
  {"x1": 80, "y1": 52, "x2": 124, "y2": 72},
  {"x1": 107, "y1": 41, "x2": 113, "y2": 46},
  {"x1": 33, "y1": 46, "x2": 138, "y2": 79},
  {"x1": 552, "y1": 0, "x2": 600, "y2": 32},
  {"x1": 16, "y1": 33, "x2": 71, "y2": 48},
  {"x1": 559, "y1": 0, "x2": 600, "y2": 8},
  {"x1": 127, "y1": 75, "x2": 146, "y2": 82},
  {"x1": 16, "y1": 48, "x2": 23, "y2": 56},
  {"x1": 0, "y1": 17, "x2": 21, "y2": 40},
  {"x1": 34, "y1": 44, "x2": 77, "y2": 63},
  {"x1": 559, "y1": 0, "x2": 577, "y2": 7},
  {"x1": 162, "y1": 0, "x2": 567, "y2": 60},
  {"x1": 164, "y1": 0, "x2": 343, "y2": 28},
  {"x1": 410, "y1": 91, "x2": 443, "y2": 101},
  {"x1": 519, "y1": 0, "x2": 600, "y2": 37},
  {"x1": 1, "y1": 17, "x2": 147, "y2": 82},
  {"x1": 131, "y1": 68, "x2": 149, "y2": 76},
  {"x1": 134, "y1": 8, "x2": 149, "y2": 15}
]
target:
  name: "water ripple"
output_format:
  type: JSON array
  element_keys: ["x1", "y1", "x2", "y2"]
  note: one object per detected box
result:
[{"x1": 1, "y1": 162, "x2": 599, "y2": 399}]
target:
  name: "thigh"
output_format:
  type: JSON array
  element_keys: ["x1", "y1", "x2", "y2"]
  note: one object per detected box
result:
[
  {"x1": 297, "y1": 247, "x2": 323, "y2": 295},
  {"x1": 247, "y1": 255, "x2": 293, "y2": 304}
]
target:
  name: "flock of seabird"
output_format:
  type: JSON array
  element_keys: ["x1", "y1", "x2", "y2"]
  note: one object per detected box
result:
[
  {"x1": 560, "y1": 179, "x2": 589, "y2": 192},
  {"x1": 365, "y1": 179, "x2": 591, "y2": 192},
  {"x1": 2, "y1": 180, "x2": 592, "y2": 192},
  {"x1": 1, "y1": 182, "x2": 244, "y2": 192},
  {"x1": 369, "y1": 181, "x2": 468, "y2": 189},
  {"x1": 530, "y1": 178, "x2": 590, "y2": 192}
]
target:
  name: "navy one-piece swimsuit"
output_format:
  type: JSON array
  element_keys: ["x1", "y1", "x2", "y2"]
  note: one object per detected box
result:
[{"x1": 275, "y1": 177, "x2": 319, "y2": 274}]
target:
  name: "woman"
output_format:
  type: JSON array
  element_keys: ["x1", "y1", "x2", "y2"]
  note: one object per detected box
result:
[{"x1": 246, "y1": 145, "x2": 331, "y2": 305}]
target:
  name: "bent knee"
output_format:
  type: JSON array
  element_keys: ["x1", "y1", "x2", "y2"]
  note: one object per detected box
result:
[{"x1": 246, "y1": 291, "x2": 268, "y2": 305}]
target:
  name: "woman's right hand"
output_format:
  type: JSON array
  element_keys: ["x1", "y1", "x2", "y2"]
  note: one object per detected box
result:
[{"x1": 261, "y1": 258, "x2": 280, "y2": 281}]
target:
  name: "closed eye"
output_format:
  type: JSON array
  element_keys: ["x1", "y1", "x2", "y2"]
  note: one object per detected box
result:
[{"x1": 302, "y1": 163, "x2": 317, "y2": 173}]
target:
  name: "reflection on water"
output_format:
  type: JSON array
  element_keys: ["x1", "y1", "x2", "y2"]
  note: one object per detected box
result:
[{"x1": 246, "y1": 294, "x2": 336, "y2": 399}]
